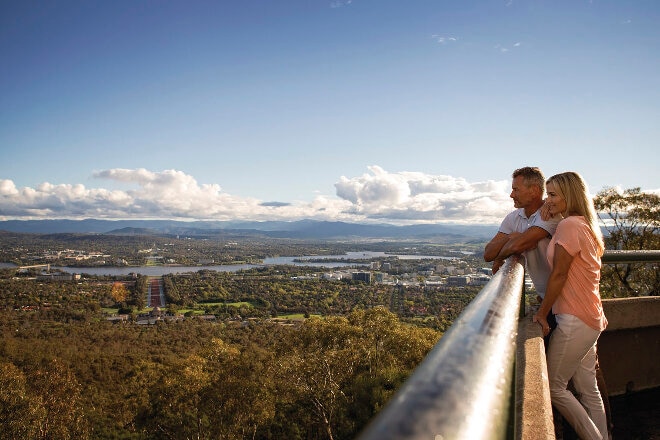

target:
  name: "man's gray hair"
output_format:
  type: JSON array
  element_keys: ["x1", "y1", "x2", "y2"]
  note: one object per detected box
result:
[{"x1": 512, "y1": 166, "x2": 545, "y2": 191}]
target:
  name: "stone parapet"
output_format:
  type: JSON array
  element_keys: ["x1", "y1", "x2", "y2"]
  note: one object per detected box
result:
[
  {"x1": 602, "y1": 297, "x2": 660, "y2": 330},
  {"x1": 599, "y1": 297, "x2": 660, "y2": 396},
  {"x1": 515, "y1": 315, "x2": 555, "y2": 440}
]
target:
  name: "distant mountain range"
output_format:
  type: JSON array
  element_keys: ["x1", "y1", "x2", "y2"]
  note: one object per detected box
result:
[{"x1": 0, "y1": 219, "x2": 497, "y2": 241}]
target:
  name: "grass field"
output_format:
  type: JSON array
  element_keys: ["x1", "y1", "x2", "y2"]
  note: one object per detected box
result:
[{"x1": 276, "y1": 313, "x2": 321, "y2": 320}]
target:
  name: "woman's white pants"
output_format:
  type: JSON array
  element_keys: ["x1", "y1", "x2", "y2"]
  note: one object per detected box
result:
[{"x1": 547, "y1": 314, "x2": 608, "y2": 440}]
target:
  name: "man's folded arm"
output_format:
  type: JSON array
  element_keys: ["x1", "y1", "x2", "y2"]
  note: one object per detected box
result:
[
  {"x1": 496, "y1": 226, "x2": 549, "y2": 260},
  {"x1": 484, "y1": 232, "x2": 510, "y2": 262}
]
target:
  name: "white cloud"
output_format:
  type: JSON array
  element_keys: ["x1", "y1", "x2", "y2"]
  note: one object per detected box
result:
[
  {"x1": 432, "y1": 35, "x2": 458, "y2": 45},
  {"x1": 0, "y1": 180, "x2": 19, "y2": 196},
  {"x1": 0, "y1": 167, "x2": 514, "y2": 224},
  {"x1": 330, "y1": 0, "x2": 352, "y2": 8},
  {"x1": 334, "y1": 166, "x2": 511, "y2": 223},
  {"x1": 495, "y1": 42, "x2": 522, "y2": 53}
]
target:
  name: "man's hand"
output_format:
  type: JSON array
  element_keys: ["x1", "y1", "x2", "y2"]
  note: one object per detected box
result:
[{"x1": 492, "y1": 259, "x2": 504, "y2": 274}]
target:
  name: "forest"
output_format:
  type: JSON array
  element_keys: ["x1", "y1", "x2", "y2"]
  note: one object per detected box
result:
[
  {"x1": 0, "y1": 304, "x2": 440, "y2": 439},
  {"x1": 0, "y1": 261, "x2": 479, "y2": 440}
]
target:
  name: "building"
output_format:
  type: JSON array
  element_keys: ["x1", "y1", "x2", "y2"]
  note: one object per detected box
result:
[
  {"x1": 447, "y1": 275, "x2": 471, "y2": 287},
  {"x1": 36, "y1": 273, "x2": 81, "y2": 282},
  {"x1": 470, "y1": 274, "x2": 491, "y2": 286},
  {"x1": 352, "y1": 272, "x2": 372, "y2": 283}
]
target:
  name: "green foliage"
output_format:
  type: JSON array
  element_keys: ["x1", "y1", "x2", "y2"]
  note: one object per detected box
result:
[
  {"x1": 0, "y1": 362, "x2": 43, "y2": 439},
  {"x1": 594, "y1": 187, "x2": 660, "y2": 297},
  {"x1": 0, "y1": 234, "x2": 485, "y2": 438},
  {"x1": 0, "y1": 302, "x2": 439, "y2": 439},
  {"x1": 132, "y1": 276, "x2": 148, "y2": 309},
  {"x1": 158, "y1": 269, "x2": 478, "y2": 324},
  {"x1": 0, "y1": 358, "x2": 89, "y2": 439},
  {"x1": 595, "y1": 187, "x2": 659, "y2": 250}
]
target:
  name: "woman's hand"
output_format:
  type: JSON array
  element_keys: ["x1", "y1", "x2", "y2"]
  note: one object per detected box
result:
[
  {"x1": 540, "y1": 200, "x2": 552, "y2": 221},
  {"x1": 533, "y1": 313, "x2": 551, "y2": 337}
]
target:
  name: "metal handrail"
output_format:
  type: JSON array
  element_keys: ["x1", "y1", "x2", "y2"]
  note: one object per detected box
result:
[
  {"x1": 602, "y1": 249, "x2": 660, "y2": 264},
  {"x1": 358, "y1": 255, "x2": 526, "y2": 440},
  {"x1": 358, "y1": 249, "x2": 657, "y2": 440}
]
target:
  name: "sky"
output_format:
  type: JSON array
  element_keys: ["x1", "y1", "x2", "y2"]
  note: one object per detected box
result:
[{"x1": 1, "y1": 0, "x2": 658, "y2": 225}]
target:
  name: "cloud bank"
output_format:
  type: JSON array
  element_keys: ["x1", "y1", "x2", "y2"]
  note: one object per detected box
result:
[{"x1": 0, "y1": 166, "x2": 512, "y2": 224}]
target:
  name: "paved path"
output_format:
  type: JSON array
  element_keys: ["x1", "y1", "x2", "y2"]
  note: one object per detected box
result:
[{"x1": 147, "y1": 277, "x2": 165, "y2": 308}]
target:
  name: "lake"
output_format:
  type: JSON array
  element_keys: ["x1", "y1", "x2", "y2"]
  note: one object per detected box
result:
[{"x1": 1, "y1": 251, "x2": 456, "y2": 277}]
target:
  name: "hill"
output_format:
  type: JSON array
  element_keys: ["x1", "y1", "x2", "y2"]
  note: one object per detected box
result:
[{"x1": 0, "y1": 219, "x2": 497, "y2": 241}]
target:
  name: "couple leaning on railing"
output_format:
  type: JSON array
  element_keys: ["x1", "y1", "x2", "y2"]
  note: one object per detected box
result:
[{"x1": 362, "y1": 167, "x2": 654, "y2": 440}]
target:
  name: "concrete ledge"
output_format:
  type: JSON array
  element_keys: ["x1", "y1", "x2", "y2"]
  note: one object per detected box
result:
[
  {"x1": 602, "y1": 297, "x2": 660, "y2": 331},
  {"x1": 599, "y1": 297, "x2": 660, "y2": 396},
  {"x1": 516, "y1": 316, "x2": 555, "y2": 440}
]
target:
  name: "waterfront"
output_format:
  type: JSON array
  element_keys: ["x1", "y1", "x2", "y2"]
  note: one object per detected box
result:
[{"x1": 1, "y1": 251, "x2": 457, "y2": 276}]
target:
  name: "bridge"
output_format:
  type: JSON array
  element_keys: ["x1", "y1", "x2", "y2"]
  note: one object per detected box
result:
[
  {"x1": 358, "y1": 250, "x2": 660, "y2": 440},
  {"x1": 17, "y1": 264, "x2": 51, "y2": 271}
]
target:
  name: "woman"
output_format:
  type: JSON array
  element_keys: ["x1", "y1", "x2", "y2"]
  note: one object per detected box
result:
[{"x1": 533, "y1": 172, "x2": 609, "y2": 440}]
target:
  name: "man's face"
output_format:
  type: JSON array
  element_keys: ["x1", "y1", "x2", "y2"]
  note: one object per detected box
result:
[{"x1": 510, "y1": 175, "x2": 539, "y2": 209}]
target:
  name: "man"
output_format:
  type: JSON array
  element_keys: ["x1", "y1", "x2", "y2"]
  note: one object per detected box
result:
[{"x1": 484, "y1": 166, "x2": 560, "y2": 299}]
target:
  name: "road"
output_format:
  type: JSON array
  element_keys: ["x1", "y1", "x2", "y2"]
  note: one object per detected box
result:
[{"x1": 148, "y1": 278, "x2": 165, "y2": 308}]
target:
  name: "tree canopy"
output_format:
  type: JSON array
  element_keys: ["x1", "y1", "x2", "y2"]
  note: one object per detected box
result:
[{"x1": 594, "y1": 187, "x2": 659, "y2": 297}]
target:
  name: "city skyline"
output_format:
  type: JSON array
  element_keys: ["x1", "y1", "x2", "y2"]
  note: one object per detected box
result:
[{"x1": 1, "y1": 1, "x2": 658, "y2": 225}]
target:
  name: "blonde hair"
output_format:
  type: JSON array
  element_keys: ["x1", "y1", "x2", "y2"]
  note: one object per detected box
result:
[{"x1": 546, "y1": 172, "x2": 604, "y2": 255}]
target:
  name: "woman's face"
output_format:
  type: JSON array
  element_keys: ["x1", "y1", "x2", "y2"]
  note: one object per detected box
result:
[{"x1": 545, "y1": 181, "x2": 567, "y2": 216}]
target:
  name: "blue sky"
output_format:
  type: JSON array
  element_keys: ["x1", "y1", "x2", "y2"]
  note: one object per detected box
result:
[{"x1": 1, "y1": 0, "x2": 658, "y2": 224}]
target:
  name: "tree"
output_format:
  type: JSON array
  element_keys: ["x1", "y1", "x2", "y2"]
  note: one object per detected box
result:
[
  {"x1": 0, "y1": 362, "x2": 43, "y2": 439},
  {"x1": 30, "y1": 358, "x2": 90, "y2": 439},
  {"x1": 594, "y1": 187, "x2": 660, "y2": 297},
  {"x1": 131, "y1": 275, "x2": 148, "y2": 309},
  {"x1": 111, "y1": 282, "x2": 129, "y2": 304},
  {"x1": 274, "y1": 308, "x2": 439, "y2": 440},
  {"x1": 278, "y1": 316, "x2": 362, "y2": 440}
]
